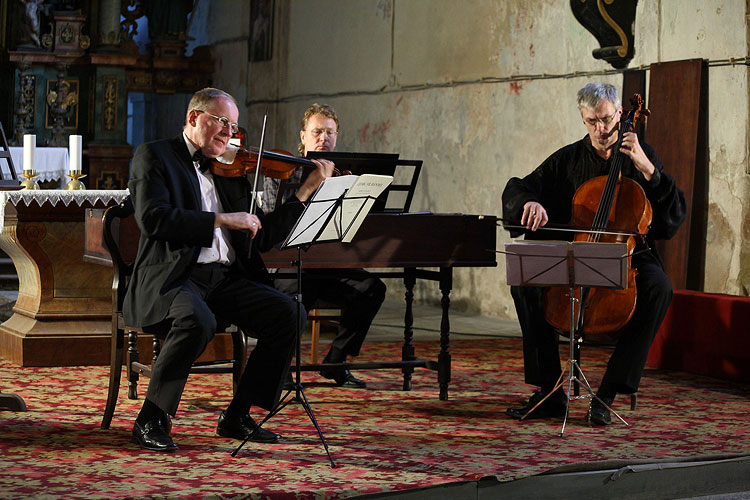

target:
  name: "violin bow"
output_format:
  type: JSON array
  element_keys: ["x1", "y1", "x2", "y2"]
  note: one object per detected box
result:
[
  {"x1": 248, "y1": 110, "x2": 268, "y2": 215},
  {"x1": 246, "y1": 111, "x2": 268, "y2": 257}
]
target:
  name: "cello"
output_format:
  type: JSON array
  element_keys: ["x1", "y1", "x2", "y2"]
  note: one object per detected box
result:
[{"x1": 542, "y1": 94, "x2": 652, "y2": 341}]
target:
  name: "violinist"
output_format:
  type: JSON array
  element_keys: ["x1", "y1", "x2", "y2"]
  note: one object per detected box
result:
[
  {"x1": 501, "y1": 82, "x2": 687, "y2": 425},
  {"x1": 124, "y1": 87, "x2": 336, "y2": 451},
  {"x1": 263, "y1": 103, "x2": 386, "y2": 389}
]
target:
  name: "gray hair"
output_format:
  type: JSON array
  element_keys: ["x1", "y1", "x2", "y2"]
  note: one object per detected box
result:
[
  {"x1": 185, "y1": 88, "x2": 237, "y2": 123},
  {"x1": 576, "y1": 82, "x2": 621, "y2": 112}
]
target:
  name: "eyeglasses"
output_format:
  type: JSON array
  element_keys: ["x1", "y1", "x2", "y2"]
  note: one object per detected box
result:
[
  {"x1": 583, "y1": 110, "x2": 619, "y2": 128},
  {"x1": 308, "y1": 128, "x2": 338, "y2": 138},
  {"x1": 196, "y1": 110, "x2": 239, "y2": 134}
]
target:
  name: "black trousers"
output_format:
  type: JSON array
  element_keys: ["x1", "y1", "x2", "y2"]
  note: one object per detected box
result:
[
  {"x1": 510, "y1": 257, "x2": 673, "y2": 395},
  {"x1": 146, "y1": 263, "x2": 303, "y2": 416},
  {"x1": 274, "y1": 269, "x2": 386, "y2": 360}
]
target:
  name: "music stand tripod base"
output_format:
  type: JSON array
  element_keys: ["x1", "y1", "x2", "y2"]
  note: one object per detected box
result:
[
  {"x1": 231, "y1": 247, "x2": 336, "y2": 467},
  {"x1": 505, "y1": 241, "x2": 630, "y2": 435}
]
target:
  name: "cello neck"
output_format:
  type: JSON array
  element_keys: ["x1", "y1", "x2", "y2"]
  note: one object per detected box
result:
[{"x1": 590, "y1": 95, "x2": 644, "y2": 237}]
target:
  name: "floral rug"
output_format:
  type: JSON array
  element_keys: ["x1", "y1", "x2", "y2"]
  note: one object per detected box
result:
[{"x1": 1, "y1": 337, "x2": 750, "y2": 499}]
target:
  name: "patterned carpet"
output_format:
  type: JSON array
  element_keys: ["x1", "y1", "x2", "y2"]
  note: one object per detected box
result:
[{"x1": 1, "y1": 337, "x2": 750, "y2": 499}]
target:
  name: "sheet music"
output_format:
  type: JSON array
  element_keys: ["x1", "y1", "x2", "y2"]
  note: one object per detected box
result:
[
  {"x1": 281, "y1": 175, "x2": 358, "y2": 248},
  {"x1": 319, "y1": 174, "x2": 392, "y2": 243},
  {"x1": 281, "y1": 174, "x2": 392, "y2": 248}
]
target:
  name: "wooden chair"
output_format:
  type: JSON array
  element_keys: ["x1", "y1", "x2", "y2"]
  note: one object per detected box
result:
[
  {"x1": 307, "y1": 308, "x2": 342, "y2": 363},
  {"x1": 100, "y1": 199, "x2": 248, "y2": 429}
]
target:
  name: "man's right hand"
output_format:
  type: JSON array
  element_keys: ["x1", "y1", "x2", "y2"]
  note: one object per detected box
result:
[
  {"x1": 215, "y1": 212, "x2": 261, "y2": 238},
  {"x1": 522, "y1": 201, "x2": 548, "y2": 231}
]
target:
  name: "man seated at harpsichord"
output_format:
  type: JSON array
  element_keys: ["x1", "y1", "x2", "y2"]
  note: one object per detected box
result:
[{"x1": 263, "y1": 103, "x2": 386, "y2": 389}]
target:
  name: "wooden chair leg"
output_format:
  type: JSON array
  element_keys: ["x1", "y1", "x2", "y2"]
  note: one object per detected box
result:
[
  {"x1": 630, "y1": 393, "x2": 637, "y2": 411},
  {"x1": 127, "y1": 331, "x2": 140, "y2": 399},
  {"x1": 101, "y1": 326, "x2": 125, "y2": 429},
  {"x1": 310, "y1": 309, "x2": 321, "y2": 364}
]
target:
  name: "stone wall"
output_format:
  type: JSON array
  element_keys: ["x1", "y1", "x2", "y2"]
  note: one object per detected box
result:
[{"x1": 204, "y1": 0, "x2": 750, "y2": 318}]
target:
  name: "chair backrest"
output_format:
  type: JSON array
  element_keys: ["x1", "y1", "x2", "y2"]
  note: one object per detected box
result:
[
  {"x1": 0, "y1": 121, "x2": 19, "y2": 183},
  {"x1": 102, "y1": 198, "x2": 139, "y2": 312}
]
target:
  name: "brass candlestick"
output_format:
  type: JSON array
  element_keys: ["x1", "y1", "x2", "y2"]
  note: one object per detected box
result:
[
  {"x1": 65, "y1": 170, "x2": 86, "y2": 190},
  {"x1": 19, "y1": 170, "x2": 40, "y2": 190}
]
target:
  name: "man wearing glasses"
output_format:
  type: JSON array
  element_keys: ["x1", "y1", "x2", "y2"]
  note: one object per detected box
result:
[
  {"x1": 263, "y1": 103, "x2": 386, "y2": 389},
  {"x1": 125, "y1": 88, "x2": 336, "y2": 451},
  {"x1": 501, "y1": 82, "x2": 686, "y2": 426}
]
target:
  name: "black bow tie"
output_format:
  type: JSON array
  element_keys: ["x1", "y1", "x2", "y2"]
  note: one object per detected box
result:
[{"x1": 192, "y1": 150, "x2": 209, "y2": 172}]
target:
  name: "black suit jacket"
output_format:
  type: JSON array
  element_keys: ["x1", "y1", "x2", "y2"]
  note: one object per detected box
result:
[{"x1": 123, "y1": 135, "x2": 305, "y2": 328}]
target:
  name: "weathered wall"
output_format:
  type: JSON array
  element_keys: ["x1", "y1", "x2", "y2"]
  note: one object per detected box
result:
[{"x1": 205, "y1": 0, "x2": 750, "y2": 318}]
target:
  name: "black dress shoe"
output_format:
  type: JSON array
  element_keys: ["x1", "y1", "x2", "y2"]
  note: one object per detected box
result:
[
  {"x1": 132, "y1": 419, "x2": 178, "y2": 452},
  {"x1": 506, "y1": 389, "x2": 568, "y2": 420},
  {"x1": 216, "y1": 411, "x2": 281, "y2": 443},
  {"x1": 320, "y1": 369, "x2": 367, "y2": 388},
  {"x1": 160, "y1": 412, "x2": 172, "y2": 435},
  {"x1": 587, "y1": 396, "x2": 613, "y2": 426}
]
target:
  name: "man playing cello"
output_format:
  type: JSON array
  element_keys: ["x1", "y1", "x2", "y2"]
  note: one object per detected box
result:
[{"x1": 502, "y1": 82, "x2": 687, "y2": 425}]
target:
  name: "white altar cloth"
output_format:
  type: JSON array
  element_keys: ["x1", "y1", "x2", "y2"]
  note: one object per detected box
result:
[
  {"x1": 0, "y1": 189, "x2": 130, "y2": 234},
  {"x1": 4, "y1": 147, "x2": 70, "y2": 184}
]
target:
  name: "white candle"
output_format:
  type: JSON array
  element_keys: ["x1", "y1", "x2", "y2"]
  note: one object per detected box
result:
[
  {"x1": 69, "y1": 135, "x2": 82, "y2": 172},
  {"x1": 23, "y1": 134, "x2": 36, "y2": 172}
]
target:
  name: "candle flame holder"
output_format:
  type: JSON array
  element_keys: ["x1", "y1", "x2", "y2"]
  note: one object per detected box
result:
[
  {"x1": 65, "y1": 170, "x2": 86, "y2": 190},
  {"x1": 20, "y1": 169, "x2": 40, "y2": 190}
]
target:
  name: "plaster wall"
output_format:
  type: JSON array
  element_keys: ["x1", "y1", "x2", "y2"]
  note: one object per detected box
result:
[{"x1": 206, "y1": 0, "x2": 750, "y2": 318}]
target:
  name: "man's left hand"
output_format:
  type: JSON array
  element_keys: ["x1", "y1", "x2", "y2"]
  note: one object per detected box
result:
[
  {"x1": 296, "y1": 159, "x2": 336, "y2": 202},
  {"x1": 620, "y1": 132, "x2": 655, "y2": 181}
]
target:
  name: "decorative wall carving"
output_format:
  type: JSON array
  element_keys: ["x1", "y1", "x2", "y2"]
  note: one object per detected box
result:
[
  {"x1": 13, "y1": 68, "x2": 36, "y2": 145},
  {"x1": 102, "y1": 76, "x2": 118, "y2": 132},
  {"x1": 570, "y1": 0, "x2": 638, "y2": 69}
]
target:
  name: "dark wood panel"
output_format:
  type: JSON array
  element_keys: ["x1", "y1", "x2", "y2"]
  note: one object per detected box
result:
[{"x1": 647, "y1": 59, "x2": 707, "y2": 290}]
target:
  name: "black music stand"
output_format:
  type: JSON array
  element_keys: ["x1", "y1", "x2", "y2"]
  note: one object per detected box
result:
[
  {"x1": 505, "y1": 240, "x2": 630, "y2": 435},
  {"x1": 232, "y1": 174, "x2": 391, "y2": 466},
  {"x1": 296, "y1": 152, "x2": 423, "y2": 213}
]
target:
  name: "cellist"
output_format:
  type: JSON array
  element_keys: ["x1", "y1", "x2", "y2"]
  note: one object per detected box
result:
[{"x1": 501, "y1": 82, "x2": 687, "y2": 425}]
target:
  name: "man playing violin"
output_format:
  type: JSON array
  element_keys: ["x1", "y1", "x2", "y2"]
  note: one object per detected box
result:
[
  {"x1": 125, "y1": 88, "x2": 336, "y2": 451},
  {"x1": 501, "y1": 82, "x2": 687, "y2": 425},
  {"x1": 262, "y1": 103, "x2": 386, "y2": 389}
]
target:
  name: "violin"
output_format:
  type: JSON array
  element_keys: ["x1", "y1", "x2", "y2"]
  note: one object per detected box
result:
[
  {"x1": 209, "y1": 145, "x2": 348, "y2": 179},
  {"x1": 542, "y1": 94, "x2": 652, "y2": 341}
]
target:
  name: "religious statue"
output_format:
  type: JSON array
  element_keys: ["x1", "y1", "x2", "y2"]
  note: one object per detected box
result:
[
  {"x1": 16, "y1": 0, "x2": 48, "y2": 48},
  {"x1": 144, "y1": 0, "x2": 195, "y2": 41}
]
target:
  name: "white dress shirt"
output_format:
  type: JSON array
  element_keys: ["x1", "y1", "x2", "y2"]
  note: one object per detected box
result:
[{"x1": 183, "y1": 133, "x2": 235, "y2": 265}]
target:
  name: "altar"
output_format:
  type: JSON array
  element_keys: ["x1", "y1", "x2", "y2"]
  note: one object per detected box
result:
[
  {"x1": 0, "y1": 190, "x2": 129, "y2": 366},
  {"x1": 3, "y1": 147, "x2": 70, "y2": 188}
]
